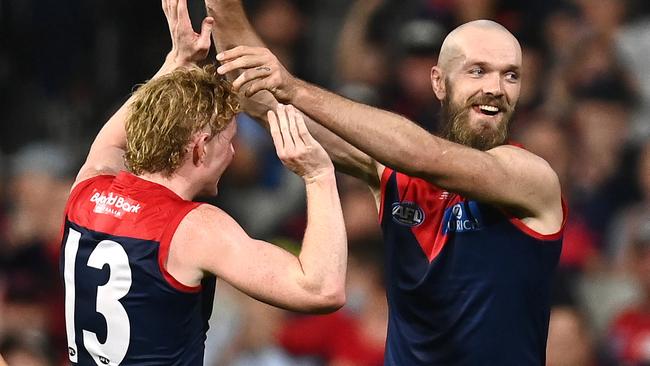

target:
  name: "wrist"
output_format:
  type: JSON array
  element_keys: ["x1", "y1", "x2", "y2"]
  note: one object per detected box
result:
[
  {"x1": 165, "y1": 52, "x2": 194, "y2": 69},
  {"x1": 154, "y1": 54, "x2": 180, "y2": 77},
  {"x1": 154, "y1": 54, "x2": 195, "y2": 80},
  {"x1": 280, "y1": 76, "x2": 302, "y2": 103},
  {"x1": 303, "y1": 166, "x2": 336, "y2": 185}
]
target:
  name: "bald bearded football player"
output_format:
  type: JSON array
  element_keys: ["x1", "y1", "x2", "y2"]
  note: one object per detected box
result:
[{"x1": 208, "y1": 1, "x2": 566, "y2": 363}]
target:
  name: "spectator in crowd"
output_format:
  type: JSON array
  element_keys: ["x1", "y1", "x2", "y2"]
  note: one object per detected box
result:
[{"x1": 607, "y1": 224, "x2": 650, "y2": 364}]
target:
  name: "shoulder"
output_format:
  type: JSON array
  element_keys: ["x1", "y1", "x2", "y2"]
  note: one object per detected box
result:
[
  {"x1": 175, "y1": 204, "x2": 248, "y2": 247},
  {"x1": 66, "y1": 174, "x2": 115, "y2": 210},
  {"x1": 488, "y1": 144, "x2": 554, "y2": 170},
  {"x1": 171, "y1": 204, "x2": 253, "y2": 275},
  {"x1": 71, "y1": 167, "x2": 117, "y2": 192},
  {"x1": 489, "y1": 144, "x2": 561, "y2": 195},
  {"x1": 181, "y1": 204, "x2": 233, "y2": 227},
  {"x1": 490, "y1": 144, "x2": 564, "y2": 227}
]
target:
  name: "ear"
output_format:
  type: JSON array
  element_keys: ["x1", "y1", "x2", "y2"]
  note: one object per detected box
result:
[
  {"x1": 431, "y1": 66, "x2": 446, "y2": 101},
  {"x1": 192, "y1": 133, "x2": 210, "y2": 167}
]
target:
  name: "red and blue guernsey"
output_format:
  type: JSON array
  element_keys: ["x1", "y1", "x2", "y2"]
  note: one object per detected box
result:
[
  {"x1": 378, "y1": 167, "x2": 566, "y2": 365},
  {"x1": 60, "y1": 172, "x2": 215, "y2": 366}
]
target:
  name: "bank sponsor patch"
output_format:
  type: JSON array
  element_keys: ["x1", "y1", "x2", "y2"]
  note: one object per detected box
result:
[{"x1": 90, "y1": 191, "x2": 142, "y2": 218}]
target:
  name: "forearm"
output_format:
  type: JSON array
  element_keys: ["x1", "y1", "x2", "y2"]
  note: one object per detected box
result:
[
  {"x1": 245, "y1": 98, "x2": 379, "y2": 185},
  {"x1": 298, "y1": 172, "x2": 347, "y2": 306},
  {"x1": 303, "y1": 117, "x2": 379, "y2": 185},
  {"x1": 87, "y1": 55, "x2": 181, "y2": 159},
  {"x1": 208, "y1": 0, "x2": 379, "y2": 184},
  {"x1": 336, "y1": 0, "x2": 379, "y2": 81},
  {"x1": 290, "y1": 80, "x2": 444, "y2": 178},
  {"x1": 207, "y1": 0, "x2": 263, "y2": 51}
]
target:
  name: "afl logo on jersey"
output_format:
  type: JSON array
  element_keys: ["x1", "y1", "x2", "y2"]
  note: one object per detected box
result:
[{"x1": 391, "y1": 202, "x2": 425, "y2": 227}]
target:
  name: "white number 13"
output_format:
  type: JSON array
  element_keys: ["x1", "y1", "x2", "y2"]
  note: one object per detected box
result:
[{"x1": 64, "y1": 228, "x2": 132, "y2": 365}]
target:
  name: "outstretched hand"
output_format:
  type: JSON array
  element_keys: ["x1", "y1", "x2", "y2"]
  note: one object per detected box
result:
[
  {"x1": 268, "y1": 104, "x2": 334, "y2": 183},
  {"x1": 163, "y1": 0, "x2": 213, "y2": 66},
  {"x1": 217, "y1": 46, "x2": 296, "y2": 100}
]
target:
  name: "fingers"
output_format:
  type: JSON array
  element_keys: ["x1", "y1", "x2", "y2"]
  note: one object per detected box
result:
[
  {"x1": 162, "y1": 0, "x2": 169, "y2": 19},
  {"x1": 291, "y1": 105, "x2": 315, "y2": 146},
  {"x1": 277, "y1": 104, "x2": 295, "y2": 149},
  {"x1": 232, "y1": 67, "x2": 273, "y2": 91},
  {"x1": 216, "y1": 46, "x2": 260, "y2": 63},
  {"x1": 287, "y1": 105, "x2": 305, "y2": 150},
  {"x1": 197, "y1": 17, "x2": 214, "y2": 50},
  {"x1": 217, "y1": 54, "x2": 267, "y2": 75},
  {"x1": 163, "y1": 0, "x2": 178, "y2": 26},
  {"x1": 269, "y1": 104, "x2": 330, "y2": 180},
  {"x1": 269, "y1": 104, "x2": 303, "y2": 155},
  {"x1": 268, "y1": 109, "x2": 284, "y2": 155},
  {"x1": 177, "y1": 0, "x2": 190, "y2": 26}
]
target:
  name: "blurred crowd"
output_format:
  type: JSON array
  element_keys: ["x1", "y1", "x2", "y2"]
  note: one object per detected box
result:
[{"x1": 1, "y1": 0, "x2": 650, "y2": 365}]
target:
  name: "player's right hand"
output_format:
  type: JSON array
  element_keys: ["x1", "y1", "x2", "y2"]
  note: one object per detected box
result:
[
  {"x1": 268, "y1": 104, "x2": 334, "y2": 183},
  {"x1": 162, "y1": 0, "x2": 213, "y2": 66}
]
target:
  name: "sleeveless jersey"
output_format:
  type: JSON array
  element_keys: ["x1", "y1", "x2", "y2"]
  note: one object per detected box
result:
[
  {"x1": 60, "y1": 172, "x2": 215, "y2": 366},
  {"x1": 379, "y1": 167, "x2": 566, "y2": 365}
]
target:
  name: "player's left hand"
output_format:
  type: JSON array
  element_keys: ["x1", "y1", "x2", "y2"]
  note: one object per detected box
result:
[
  {"x1": 162, "y1": 0, "x2": 213, "y2": 66},
  {"x1": 216, "y1": 46, "x2": 296, "y2": 101},
  {"x1": 268, "y1": 104, "x2": 334, "y2": 183}
]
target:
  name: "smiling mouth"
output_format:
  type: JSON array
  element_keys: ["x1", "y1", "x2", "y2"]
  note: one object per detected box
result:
[{"x1": 473, "y1": 104, "x2": 501, "y2": 116}]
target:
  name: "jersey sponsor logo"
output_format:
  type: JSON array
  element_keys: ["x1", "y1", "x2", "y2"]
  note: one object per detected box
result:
[
  {"x1": 444, "y1": 202, "x2": 483, "y2": 233},
  {"x1": 391, "y1": 202, "x2": 425, "y2": 227},
  {"x1": 90, "y1": 191, "x2": 142, "y2": 218}
]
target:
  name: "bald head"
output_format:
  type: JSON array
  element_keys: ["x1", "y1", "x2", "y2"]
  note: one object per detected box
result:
[
  {"x1": 430, "y1": 20, "x2": 522, "y2": 151},
  {"x1": 438, "y1": 20, "x2": 521, "y2": 72}
]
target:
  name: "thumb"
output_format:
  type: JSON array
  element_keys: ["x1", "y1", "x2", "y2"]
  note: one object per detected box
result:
[{"x1": 198, "y1": 17, "x2": 214, "y2": 49}]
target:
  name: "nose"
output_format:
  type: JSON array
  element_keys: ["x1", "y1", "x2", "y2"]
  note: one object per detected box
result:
[{"x1": 483, "y1": 73, "x2": 504, "y2": 97}]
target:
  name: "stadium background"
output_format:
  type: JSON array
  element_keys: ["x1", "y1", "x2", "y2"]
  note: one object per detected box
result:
[{"x1": 1, "y1": 0, "x2": 650, "y2": 364}]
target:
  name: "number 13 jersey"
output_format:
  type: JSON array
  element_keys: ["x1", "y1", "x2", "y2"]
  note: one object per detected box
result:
[{"x1": 60, "y1": 172, "x2": 215, "y2": 366}]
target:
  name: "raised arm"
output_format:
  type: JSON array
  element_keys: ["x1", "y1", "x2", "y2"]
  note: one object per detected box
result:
[
  {"x1": 72, "y1": 0, "x2": 214, "y2": 190},
  {"x1": 217, "y1": 47, "x2": 563, "y2": 232},
  {"x1": 172, "y1": 105, "x2": 347, "y2": 313},
  {"x1": 205, "y1": 0, "x2": 381, "y2": 187}
]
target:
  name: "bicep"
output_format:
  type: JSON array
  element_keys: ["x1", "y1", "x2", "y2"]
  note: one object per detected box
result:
[
  {"x1": 73, "y1": 98, "x2": 132, "y2": 190},
  {"x1": 187, "y1": 207, "x2": 323, "y2": 312},
  {"x1": 426, "y1": 145, "x2": 561, "y2": 218},
  {"x1": 215, "y1": 236, "x2": 309, "y2": 309},
  {"x1": 72, "y1": 146, "x2": 125, "y2": 191}
]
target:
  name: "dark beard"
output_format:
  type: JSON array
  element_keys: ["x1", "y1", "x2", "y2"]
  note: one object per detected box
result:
[{"x1": 439, "y1": 85, "x2": 513, "y2": 151}]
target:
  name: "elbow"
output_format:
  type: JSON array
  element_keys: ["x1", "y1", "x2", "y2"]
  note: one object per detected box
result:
[
  {"x1": 310, "y1": 290, "x2": 346, "y2": 314},
  {"x1": 300, "y1": 282, "x2": 346, "y2": 314},
  {"x1": 324, "y1": 288, "x2": 347, "y2": 312}
]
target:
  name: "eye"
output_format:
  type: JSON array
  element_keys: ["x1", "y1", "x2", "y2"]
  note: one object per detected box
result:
[
  {"x1": 505, "y1": 71, "x2": 519, "y2": 82},
  {"x1": 469, "y1": 67, "x2": 484, "y2": 77}
]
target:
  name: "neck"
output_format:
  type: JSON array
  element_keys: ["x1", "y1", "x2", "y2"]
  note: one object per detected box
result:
[{"x1": 137, "y1": 171, "x2": 199, "y2": 201}]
